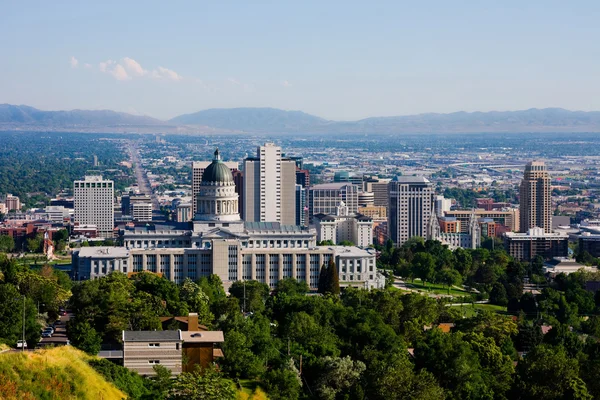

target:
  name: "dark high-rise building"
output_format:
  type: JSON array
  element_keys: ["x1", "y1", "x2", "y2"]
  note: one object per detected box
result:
[
  {"x1": 231, "y1": 169, "x2": 244, "y2": 218},
  {"x1": 519, "y1": 161, "x2": 551, "y2": 233}
]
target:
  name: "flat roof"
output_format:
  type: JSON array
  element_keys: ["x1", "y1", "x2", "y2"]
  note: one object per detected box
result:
[
  {"x1": 310, "y1": 182, "x2": 353, "y2": 190},
  {"x1": 123, "y1": 330, "x2": 182, "y2": 342},
  {"x1": 181, "y1": 331, "x2": 224, "y2": 343},
  {"x1": 76, "y1": 247, "x2": 130, "y2": 258},
  {"x1": 392, "y1": 176, "x2": 430, "y2": 183}
]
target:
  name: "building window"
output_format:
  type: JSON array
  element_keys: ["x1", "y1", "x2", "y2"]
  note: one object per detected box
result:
[
  {"x1": 148, "y1": 343, "x2": 160, "y2": 347},
  {"x1": 148, "y1": 360, "x2": 161, "y2": 364}
]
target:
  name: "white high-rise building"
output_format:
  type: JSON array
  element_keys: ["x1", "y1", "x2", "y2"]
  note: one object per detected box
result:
[
  {"x1": 74, "y1": 176, "x2": 114, "y2": 238},
  {"x1": 388, "y1": 176, "x2": 434, "y2": 246},
  {"x1": 435, "y1": 195, "x2": 452, "y2": 217},
  {"x1": 243, "y1": 143, "x2": 296, "y2": 224},
  {"x1": 309, "y1": 183, "x2": 359, "y2": 222}
]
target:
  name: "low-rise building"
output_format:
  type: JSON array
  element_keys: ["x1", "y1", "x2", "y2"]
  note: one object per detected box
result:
[
  {"x1": 579, "y1": 233, "x2": 600, "y2": 258},
  {"x1": 313, "y1": 202, "x2": 373, "y2": 247},
  {"x1": 504, "y1": 227, "x2": 569, "y2": 262},
  {"x1": 122, "y1": 330, "x2": 183, "y2": 376}
]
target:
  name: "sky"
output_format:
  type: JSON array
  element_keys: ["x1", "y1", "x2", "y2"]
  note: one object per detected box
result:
[{"x1": 1, "y1": 1, "x2": 600, "y2": 121}]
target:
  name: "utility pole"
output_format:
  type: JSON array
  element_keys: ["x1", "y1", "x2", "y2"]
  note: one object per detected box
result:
[
  {"x1": 22, "y1": 295, "x2": 26, "y2": 352},
  {"x1": 243, "y1": 280, "x2": 246, "y2": 314}
]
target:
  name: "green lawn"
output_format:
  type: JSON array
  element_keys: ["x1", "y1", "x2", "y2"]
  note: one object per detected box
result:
[
  {"x1": 449, "y1": 303, "x2": 507, "y2": 318},
  {"x1": 406, "y1": 280, "x2": 472, "y2": 297}
]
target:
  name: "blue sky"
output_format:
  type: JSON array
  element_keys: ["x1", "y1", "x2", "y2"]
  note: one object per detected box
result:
[{"x1": 1, "y1": 1, "x2": 599, "y2": 120}]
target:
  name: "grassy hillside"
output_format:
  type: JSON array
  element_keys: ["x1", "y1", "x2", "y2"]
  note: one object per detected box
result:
[{"x1": 0, "y1": 346, "x2": 126, "y2": 400}]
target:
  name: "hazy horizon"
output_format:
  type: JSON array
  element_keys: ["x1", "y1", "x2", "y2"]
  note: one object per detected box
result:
[{"x1": 2, "y1": 1, "x2": 600, "y2": 120}]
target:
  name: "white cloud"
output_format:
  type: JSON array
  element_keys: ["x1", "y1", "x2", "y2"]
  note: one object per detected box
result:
[
  {"x1": 70, "y1": 56, "x2": 79, "y2": 68},
  {"x1": 96, "y1": 57, "x2": 184, "y2": 82},
  {"x1": 153, "y1": 66, "x2": 182, "y2": 81},
  {"x1": 110, "y1": 64, "x2": 130, "y2": 81},
  {"x1": 227, "y1": 77, "x2": 240, "y2": 85},
  {"x1": 99, "y1": 60, "x2": 114, "y2": 72},
  {"x1": 282, "y1": 80, "x2": 292, "y2": 87},
  {"x1": 123, "y1": 57, "x2": 146, "y2": 76},
  {"x1": 84, "y1": 63, "x2": 92, "y2": 69}
]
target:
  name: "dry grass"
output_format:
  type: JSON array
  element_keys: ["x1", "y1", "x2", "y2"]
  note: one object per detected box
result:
[{"x1": 0, "y1": 346, "x2": 126, "y2": 400}]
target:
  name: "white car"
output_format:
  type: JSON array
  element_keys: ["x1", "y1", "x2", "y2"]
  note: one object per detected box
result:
[{"x1": 16, "y1": 340, "x2": 27, "y2": 349}]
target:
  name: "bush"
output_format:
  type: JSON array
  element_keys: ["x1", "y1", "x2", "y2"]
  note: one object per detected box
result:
[{"x1": 88, "y1": 358, "x2": 154, "y2": 399}]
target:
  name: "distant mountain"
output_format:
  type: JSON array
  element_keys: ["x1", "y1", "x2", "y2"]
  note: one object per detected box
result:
[
  {"x1": 4, "y1": 104, "x2": 600, "y2": 133},
  {"x1": 0, "y1": 104, "x2": 163, "y2": 128},
  {"x1": 169, "y1": 107, "x2": 330, "y2": 132}
]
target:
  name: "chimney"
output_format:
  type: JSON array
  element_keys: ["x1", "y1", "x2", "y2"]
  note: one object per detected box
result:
[{"x1": 188, "y1": 313, "x2": 199, "y2": 331}]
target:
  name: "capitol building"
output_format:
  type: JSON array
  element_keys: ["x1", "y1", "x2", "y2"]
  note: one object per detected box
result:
[{"x1": 73, "y1": 149, "x2": 385, "y2": 290}]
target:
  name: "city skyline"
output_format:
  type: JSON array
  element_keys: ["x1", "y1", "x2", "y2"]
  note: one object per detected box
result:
[{"x1": 3, "y1": 1, "x2": 600, "y2": 120}]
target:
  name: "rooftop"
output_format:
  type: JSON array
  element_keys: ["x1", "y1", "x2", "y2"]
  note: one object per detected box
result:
[
  {"x1": 392, "y1": 176, "x2": 430, "y2": 184},
  {"x1": 123, "y1": 330, "x2": 182, "y2": 342},
  {"x1": 310, "y1": 182, "x2": 353, "y2": 190},
  {"x1": 244, "y1": 221, "x2": 308, "y2": 233},
  {"x1": 181, "y1": 331, "x2": 224, "y2": 343},
  {"x1": 76, "y1": 247, "x2": 130, "y2": 258}
]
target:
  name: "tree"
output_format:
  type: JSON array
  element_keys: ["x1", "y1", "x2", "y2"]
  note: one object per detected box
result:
[
  {"x1": 26, "y1": 233, "x2": 43, "y2": 253},
  {"x1": 437, "y1": 268, "x2": 462, "y2": 294},
  {"x1": 68, "y1": 319, "x2": 102, "y2": 354},
  {"x1": 170, "y1": 365, "x2": 237, "y2": 400},
  {"x1": 0, "y1": 235, "x2": 15, "y2": 253},
  {"x1": 326, "y1": 258, "x2": 340, "y2": 296},
  {"x1": 489, "y1": 282, "x2": 509, "y2": 306},
  {"x1": 0, "y1": 284, "x2": 40, "y2": 347},
  {"x1": 318, "y1": 263, "x2": 328, "y2": 294},
  {"x1": 274, "y1": 278, "x2": 309, "y2": 296},
  {"x1": 315, "y1": 356, "x2": 366, "y2": 400},
  {"x1": 513, "y1": 344, "x2": 592, "y2": 399},
  {"x1": 263, "y1": 364, "x2": 302, "y2": 400},
  {"x1": 229, "y1": 280, "x2": 269, "y2": 314},
  {"x1": 180, "y1": 278, "x2": 213, "y2": 325},
  {"x1": 411, "y1": 253, "x2": 435, "y2": 287}
]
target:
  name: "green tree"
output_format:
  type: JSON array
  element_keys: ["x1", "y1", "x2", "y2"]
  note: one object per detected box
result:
[
  {"x1": 26, "y1": 233, "x2": 43, "y2": 253},
  {"x1": 318, "y1": 263, "x2": 329, "y2": 294},
  {"x1": 489, "y1": 282, "x2": 509, "y2": 306},
  {"x1": 411, "y1": 252, "x2": 435, "y2": 287},
  {"x1": 180, "y1": 278, "x2": 213, "y2": 325},
  {"x1": 274, "y1": 278, "x2": 309, "y2": 296},
  {"x1": 315, "y1": 356, "x2": 366, "y2": 400},
  {"x1": 513, "y1": 344, "x2": 592, "y2": 399},
  {"x1": 170, "y1": 365, "x2": 236, "y2": 400},
  {"x1": 326, "y1": 258, "x2": 340, "y2": 296},
  {"x1": 263, "y1": 364, "x2": 302, "y2": 400},
  {"x1": 229, "y1": 280, "x2": 269, "y2": 314},
  {"x1": 437, "y1": 268, "x2": 462, "y2": 294},
  {"x1": 67, "y1": 319, "x2": 102, "y2": 354},
  {"x1": 0, "y1": 284, "x2": 40, "y2": 347},
  {"x1": 0, "y1": 235, "x2": 15, "y2": 253}
]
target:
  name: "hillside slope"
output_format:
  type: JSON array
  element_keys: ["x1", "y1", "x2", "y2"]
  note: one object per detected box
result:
[{"x1": 0, "y1": 346, "x2": 126, "y2": 400}]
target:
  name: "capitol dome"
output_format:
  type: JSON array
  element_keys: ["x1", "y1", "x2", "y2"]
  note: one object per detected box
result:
[
  {"x1": 195, "y1": 148, "x2": 240, "y2": 222},
  {"x1": 202, "y1": 148, "x2": 234, "y2": 185}
]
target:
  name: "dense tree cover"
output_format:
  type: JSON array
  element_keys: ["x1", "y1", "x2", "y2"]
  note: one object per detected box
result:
[
  {"x1": 0, "y1": 255, "x2": 73, "y2": 347},
  {"x1": 62, "y1": 238, "x2": 600, "y2": 399},
  {"x1": 318, "y1": 258, "x2": 340, "y2": 295},
  {"x1": 0, "y1": 132, "x2": 133, "y2": 207},
  {"x1": 68, "y1": 271, "x2": 214, "y2": 348}
]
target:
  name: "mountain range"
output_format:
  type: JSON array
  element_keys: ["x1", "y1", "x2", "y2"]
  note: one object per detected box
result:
[{"x1": 3, "y1": 103, "x2": 600, "y2": 134}]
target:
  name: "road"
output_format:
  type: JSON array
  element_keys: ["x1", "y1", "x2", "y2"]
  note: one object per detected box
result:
[
  {"x1": 128, "y1": 141, "x2": 160, "y2": 211},
  {"x1": 38, "y1": 313, "x2": 71, "y2": 347}
]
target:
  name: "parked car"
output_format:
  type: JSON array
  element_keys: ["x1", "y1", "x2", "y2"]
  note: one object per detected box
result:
[
  {"x1": 42, "y1": 329, "x2": 53, "y2": 338},
  {"x1": 16, "y1": 340, "x2": 27, "y2": 349}
]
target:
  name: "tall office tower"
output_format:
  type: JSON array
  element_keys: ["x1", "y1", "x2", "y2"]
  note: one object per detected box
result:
[
  {"x1": 519, "y1": 161, "x2": 552, "y2": 233},
  {"x1": 231, "y1": 169, "x2": 244, "y2": 217},
  {"x1": 4, "y1": 194, "x2": 21, "y2": 211},
  {"x1": 74, "y1": 176, "x2": 114, "y2": 238},
  {"x1": 308, "y1": 183, "x2": 359, "y2": 221},
  {"x1": 435, "y1": 195, "x2": 452, "y2": 217},
  {"x1": 192, "y1": 159, "x2": 238, "y2": 216},
  {"x1": 363, "y1": 179, "x2": 392, "y2": 207},
  {"x1": 93, "y1": 155, "x2": 99, "y2": 167},
  {"x1": 295, "y1": 184, "x2": 308, "y2": 227},
  {"x1": 388, "y1": 176, "x2": 434, "y2": 246},
  {"x1": 243, "y1": 143, "x2": 296, "y2": 224},
  {"x1": 296, "y1": 169, "x2": 310, "y2": 188}
]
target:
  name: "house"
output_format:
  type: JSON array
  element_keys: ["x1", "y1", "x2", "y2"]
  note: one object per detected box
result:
[
  {"x1": 122, "y1": 330, "x2": 183, "y2": 376},
  {"x1": 160, "y1": 312, "x2": 208, "y2": 332},
  {"x1": 181, "y1": 331, "x2": 225, "y2": 371}
]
